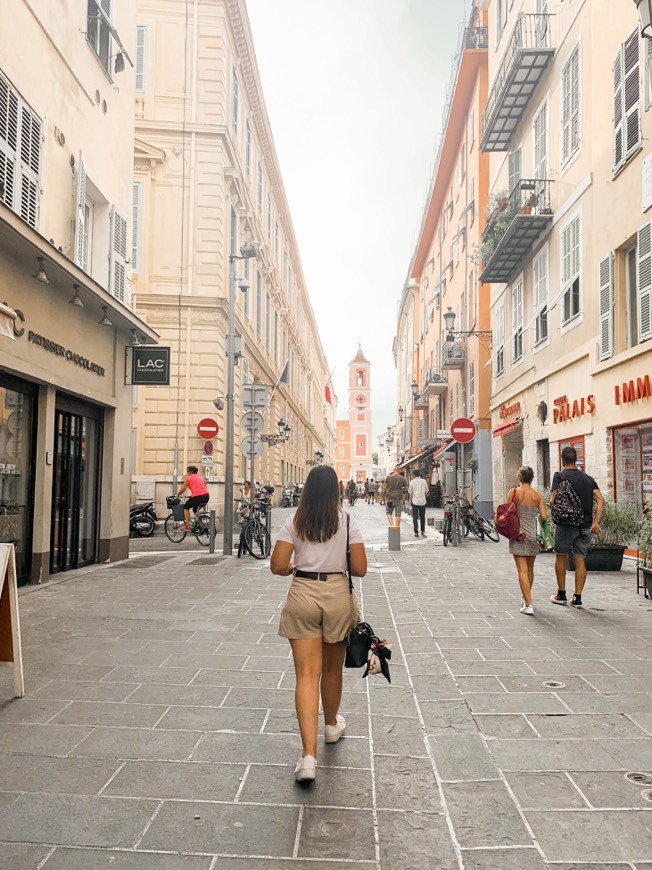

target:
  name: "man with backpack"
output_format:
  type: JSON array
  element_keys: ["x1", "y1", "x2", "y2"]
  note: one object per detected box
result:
[{"x1": 550, "y1": 446, "x2": 604, "y2": 608}]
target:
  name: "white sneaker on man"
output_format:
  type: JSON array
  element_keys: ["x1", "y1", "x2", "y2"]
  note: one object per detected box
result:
[
  {"x1": 294, "y1": 755, "x2": 316, "y2": 782},
  {"x1": 324, "y1": 714, "x2": 346, "y2": 744}
]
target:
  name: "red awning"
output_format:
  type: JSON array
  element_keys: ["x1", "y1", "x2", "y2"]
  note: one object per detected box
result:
[
  {"x1": 493, "y1": 419, "x2": 520, "y2": 438},
  {"x1": 431, "y1": 438, "x2": 454, "y2": 461},
  {"x1": 396, "y1": 439, "x2": 452, "y2": 471}
]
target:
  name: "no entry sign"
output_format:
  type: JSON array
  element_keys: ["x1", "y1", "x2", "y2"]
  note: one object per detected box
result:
[
  {"x1": 450, "y1": 417, "x2": 476, "y2": 444},
  {"x1": 197, "y1": 418, "x2": 219, "y2": 439}
]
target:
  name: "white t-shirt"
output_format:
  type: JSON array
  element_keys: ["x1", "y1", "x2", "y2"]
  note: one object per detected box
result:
[
  {"x1": 277, "y1": 510, "x2": 364, "y2": 573},
  {"x1": 408, "y1": 477, "x2": 429, "y2": 506}
]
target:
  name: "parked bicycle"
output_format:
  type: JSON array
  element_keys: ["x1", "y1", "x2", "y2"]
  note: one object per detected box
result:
[
  {"x1": 471, "y1": 494, "x2": 500, "y2": 542},
  {"x1": 442, "y1": 495, "x2": 462, "y2": 547},
  {"x1": 164, "y1": 496, "x2": 211, "y2": 546},
  {"x1": 237, "y1": 492, "x2": 271, "y2": 559}
]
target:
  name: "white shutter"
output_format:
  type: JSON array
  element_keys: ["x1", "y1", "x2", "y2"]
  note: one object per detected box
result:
[
  {"x1": 132, "y1": 180, "x2": 143, "y2": 273},
  {"x1": 508, "y1": 148, "x2": 521, "y2": 193},
  {"x1": 614, "y1": 46, "x2": 624, "y2": 170},
  {"x1": 0, "y1": 74, "x2": 18, "y2": 211},
  {"x1": 74, "y1": 152, "x2": 86, "y2": 267},
  {"x1": 638, "y1": 222, "x2": 652, "y2": 341},
  {"x1": 598, "y1": 255, "x2": 614, "y2": 360},
  {"x1": 18, "y1": 104, "x2": 40, "y2": 229},
  {"x1": 623, "y1": 32, "x2": 641, "y2": 162},
  {"x1": 100, "y1": 0, "x2": 111, "y2": 16},
  {"x1": 562, "y1": 48, "x2": 580, "y2": 164},
  {"x1": 646, "y1": 37, "x2": 652, "y2": 110},
  {"x1": 534, "y1": 102, "x2": 548, "y2": 181},
  {"x1": 136, "y1": 26, "x2": 147, "y2": 93},
  {"x1": 109, "y1": 206, "x2": 128, "y2": 303}
]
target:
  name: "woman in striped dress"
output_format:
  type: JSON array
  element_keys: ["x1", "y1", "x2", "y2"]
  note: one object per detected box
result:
[{"x1": 507, "y1": 466, "x2": 548, "y2": 615}]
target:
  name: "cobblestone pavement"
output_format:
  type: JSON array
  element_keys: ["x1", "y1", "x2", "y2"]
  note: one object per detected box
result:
[{"x1": 2, "y1": 503, "x2": 652, "y2": 869}]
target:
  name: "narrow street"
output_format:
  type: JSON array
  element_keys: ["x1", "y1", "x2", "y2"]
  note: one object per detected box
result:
[{"x1": 1, "y1": 504, "x2": 652, "y2": 869}]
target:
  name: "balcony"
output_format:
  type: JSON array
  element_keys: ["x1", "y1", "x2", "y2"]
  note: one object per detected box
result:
[
  {"x1": 442, "y1": 342, "x2": 465, "y2": 370},
  {"x1": 480, "y1": 179, "x2": 553, "y2": 284},
  {"x1": 463, "y1": 26, "x2": 488, "y2": 51},
  {"x1": 414, "y1": 392, "x2": 429, "y2": 411},
  {"x1": 481, "y1": 14, "x2": 555, "y2": 152},
  {"x1": 423, "y1": 369, "x2": 448, "y2": 397}
]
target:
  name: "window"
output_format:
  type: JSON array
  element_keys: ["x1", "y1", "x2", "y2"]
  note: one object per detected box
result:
[
  {"x1": 245, "y1": 120, "x2": 251, "y2": 175},
  {"x1": 512, "y1": 279, "x2": 523, "y2": 362},
  {"x1": 469, "y1": 176, "x2": 475, "y2": 223},
  {"x1": 86, "y1": 0, "x2": 111, "y2": 72},
  {"x1": 496, "y1": 0, "x2": 506, "y2": 43},
  {"x1": 229, "y1": 205, "x2": 237, "y2": 256},
  {"x1": 469, "y1": 106, "x2": 475, "y2": 146},
  {"x1": 0, "y1": 70, "x2": 41, "y2": 229},
  {"x1": 614, "y1": 31, "x2": 641, "y2": 172},
  {"x1": 533, "y1": 101, "x2": 548, "y2": 181},
  {"x1": 637, "y1": 222, "x2": 652, "y2": 342},
  {"x1": 132, "y1": 180, "x2": 143, "y2": 273},
  {"x1": 267, "y1": 194, "x2": 272, "y2": 237},
  {"x1": 257, "y1": 162, "x2": 263, "y2": 213},
  {"x1": 562, "y1": 46, "x2": 580, "y2": 165},
  {"x1": 469, "y1": 362, "x2": 475, "y2": 417},
  {"x1": 508, "y1": 148, "x2": 521, "y2": 193},
  {"x1": 109, "y1": 206, "x2": 128, "y2": 303},
  {"x1": 645, "y1": 38, "x2": 652, "y2": 110},
  {"x1": 561, "y1": 214, "x2": 581, "y2": 325},
  {"x1": 533, "y1": 248, "x2": 549, "y2": 345},
  {"x1": 256, "y1": 273, "x2": 262, "y2": 337},
  {"x1": 243, "y1": 266, "x2": 250, "y2": 317},
  {"x1": 598, "y1": 254, "x2": 614, "y2": 360},
  {"x1": 265, "y1": 291, "x2": 271, "y2": 352},
  {"x1": 231, "y1": 66, "x2": 239, "y2": 136},
  {"x1": 274, "y1": 221, "x2": 279, "y2": 259},
  {"x1": 136, "y1": 25, "x2": 148, "y2": 93},
  {"x1": 495, "y1": 304, "x2": 505, "y2": 376}
]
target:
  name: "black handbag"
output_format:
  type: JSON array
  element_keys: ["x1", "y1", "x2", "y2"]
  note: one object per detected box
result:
[{"x1": 343, "y1": 515, "x2": 391, "y2": 682}]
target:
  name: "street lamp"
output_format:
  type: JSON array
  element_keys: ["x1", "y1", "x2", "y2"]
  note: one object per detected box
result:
[
  {"x1": 260, "y1": 419, "x2": 292, "y2": 446},
  {"x1": 635, "y1": 0, "x2": 652, "y2": 38},
  {"x1": 443, "y1": 307, "x2": 492, "y2": 347},
  {"x1": 223, "y1": 241, "x2": 257, "y2": 556},
  {"x1": 410, "y1": 381, "x2": 419, "y2": 398},
  {"x1": 398, "y1": 405, "x2": 404, "y2": 422}
]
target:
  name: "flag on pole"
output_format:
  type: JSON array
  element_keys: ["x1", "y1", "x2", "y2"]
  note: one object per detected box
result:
[
  {"x1": 269, "y1": 360, "x2": 289, "y2": 404},
  {"x1": 324, "y1": 385, "x2": 332, "y2": 405}
]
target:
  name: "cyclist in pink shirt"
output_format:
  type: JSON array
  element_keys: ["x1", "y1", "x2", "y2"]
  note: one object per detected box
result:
[{"x1": 176, "y1": 465, "x2": 209, "y2": 530}]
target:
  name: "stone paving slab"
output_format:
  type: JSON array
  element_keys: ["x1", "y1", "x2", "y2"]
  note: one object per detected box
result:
[{"x1": 2, "y1": 504, "x2": 652, "y2": 867}]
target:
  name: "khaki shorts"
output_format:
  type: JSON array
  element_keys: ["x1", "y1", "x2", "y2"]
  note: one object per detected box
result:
[{"x1": 278, "y1": 574, "x2": 358, "y2": 643}]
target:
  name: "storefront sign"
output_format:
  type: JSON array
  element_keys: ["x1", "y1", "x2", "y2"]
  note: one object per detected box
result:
[
  {"x1": 27, "y1": 330, "x2": 105, "y2": 377},
  {"x1": 552, "y1": 394, "x2": 595, "y2": 423},
  {"x1": 131, "y1": 347, "x2": 170, "y2": 385},
  {"x1": 499, "y1": 401, "x2": 521, "y2": 419},
  {"x1": 614, "y1": 375, "x2": 651, "y2": 406}
]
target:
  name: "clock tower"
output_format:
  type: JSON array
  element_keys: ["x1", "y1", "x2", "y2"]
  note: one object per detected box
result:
[{"x1": 348, "y1": 346, "x2": 373, "y2": 483}]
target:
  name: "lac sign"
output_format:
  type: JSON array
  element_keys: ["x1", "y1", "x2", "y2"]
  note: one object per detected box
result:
[{"x1": 130, "y1": 347, "x2": 171, "y2": 385}]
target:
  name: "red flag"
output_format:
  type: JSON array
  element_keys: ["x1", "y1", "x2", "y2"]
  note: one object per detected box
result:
[{"x1": 324, "y1": 385, "x2": 332, "y2": 404}]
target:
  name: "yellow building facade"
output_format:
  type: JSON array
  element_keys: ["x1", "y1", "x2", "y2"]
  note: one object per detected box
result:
[{"x1": 131, "y1": 0, "x2": 335, "y2": 512}]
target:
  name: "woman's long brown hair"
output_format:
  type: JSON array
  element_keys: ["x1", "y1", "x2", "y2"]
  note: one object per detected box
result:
[{"x1": 293, "y1": 465, "x2": 340, "y2": 542}]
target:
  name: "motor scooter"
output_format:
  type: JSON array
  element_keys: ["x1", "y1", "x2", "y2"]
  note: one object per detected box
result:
[
  {"x1": 292, "y1": 484, "x2": 303, "y2": 507},
  {"x1": 129, "y1": 501, "x2": 157, "y2": 537},
  {"x1": 281, "y1": 485, "x2": 293, "y2": 508}
]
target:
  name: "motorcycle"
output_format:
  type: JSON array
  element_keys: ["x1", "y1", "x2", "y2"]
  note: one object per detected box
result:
[
  {"x1": 129, "y1": 501, "x2": 157, "y2": 537},
  {"x1": 292, "y1": 484, "x2": 303, "y2": 507},
  {"x1": 281, "y1": 485, "x2": 293, "y2": 508}
]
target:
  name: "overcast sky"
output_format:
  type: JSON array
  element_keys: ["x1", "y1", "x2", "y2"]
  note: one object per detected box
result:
[{"x1": 247, "y1": 0, "x2": 471, "y2": 448}]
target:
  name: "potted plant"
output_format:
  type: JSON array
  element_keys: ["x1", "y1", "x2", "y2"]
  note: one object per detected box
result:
[
  {"x1": 637, "y1": 504, "x2": 652, "y2": 597},
  {"x1": 567, "y1": 499, "x2": 638, "y2": 572}
]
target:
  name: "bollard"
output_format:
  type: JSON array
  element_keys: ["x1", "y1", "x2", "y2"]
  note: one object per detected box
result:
[
  {"x1": 209, "y1": 510, "x2": 216, "y2": 553},
  {"x1": 388, "y1": 526, "x2": 401, "y2": 551}
]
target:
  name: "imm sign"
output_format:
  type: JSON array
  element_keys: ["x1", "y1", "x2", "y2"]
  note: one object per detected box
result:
[{"x1": 130, "y1": 347, "x2": 171, "y2": 385}]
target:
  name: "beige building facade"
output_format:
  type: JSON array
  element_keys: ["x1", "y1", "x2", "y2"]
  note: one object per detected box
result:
[
  {"x1": 0, "y1": 0, "x2": 156, "y2": 584},
  {"x1": 131, "y1": 0, "x2": 334, "y2": 512},
  {"x1": 479, "y1": 0, "x2": 652, "y2": 517}
]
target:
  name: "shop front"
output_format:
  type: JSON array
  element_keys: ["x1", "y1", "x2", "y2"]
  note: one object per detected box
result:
[
  {"x1": 0, "y1": 210, "x2": 157, "y2": 585},
  {"x1": 491, "y1": 396, "x2": 525, "y2": 499}
]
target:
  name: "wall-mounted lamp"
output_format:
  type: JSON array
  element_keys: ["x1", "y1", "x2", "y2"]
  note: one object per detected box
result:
[
  {"x1": 69, "y1": 285, "x2": 83, "y2": 307},
  {"x1": 398, "y1": 405, "x2": 404, "y2": 422},
  {"x1": 33, "y1": 257, "x2": 49, "y2": 284},
  {"x1": 410, "y1": 381, "x2": 419, "y2": 398},
  {"x1": 129, "y1": 329, "x2": 140, "y2": 345},
  {"x1": 114, "y1": 51, "x2": 125, "y2": 73},
  {"x1": 98, "y1": 306, "x2": 112, "y2": 326},
  {"x1": 635, "y1": 0, "x2": 652, "y2": 38}
]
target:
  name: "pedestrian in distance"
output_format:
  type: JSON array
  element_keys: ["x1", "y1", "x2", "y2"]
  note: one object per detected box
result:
[
  {"x1": 384, "y1": 465, "x2": 408, "y2": 529},
  {"x1": 368, "y1": 479, "x2": 377, "y2": 504},
  {"x1": 506, "y1": 466, "x2": 548, "y2": 614},
  {"x1": 271, "y1": 464, "x2": 367, "y2": 784},
  {"x1": 550, "y1": 446, "x2": 604, "y2": 608},
  {"x1": 363, "y1": 478, "x2": 370, "y2": 503},
  {"x1": 338, "y1": 479, "x2": 345, "y2": 506},
  {"x1": 409, "y1": 469, "x2": 428, "y2": 537}
]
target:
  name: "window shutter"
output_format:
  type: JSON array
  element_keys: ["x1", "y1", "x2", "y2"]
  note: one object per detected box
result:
[
  {"x1": 598, "y1": 254, "x2": 613, "y2": 360},
  {"x1": 74, "y1": 152, "x2": 86, "y2": 267},
  {"x1": 0, "y1": 74, "x2": 18, "y2": 211},
  {"x1": 614, "y1": 46, "x2": 624, "y2": 169},
  {"x1": 508, "y1": 148, "x2": 521, "y2": 193},
  {"x1": 562, "y1": 48, "x2": 579, "y2": 164},
  {"x1": 18, "y1": 105, "x2": 40, "y2": 228},
  {"x1": 534, "y1": 102, "x2": 548, "y2": 180},
  {"x1": 136, "y1": 26, "x2": 147, "y2": 93},
  {"x1": 623, "y1": 32, "x2": 641, "y2": 161},
  {"x1": 132, "y1": 180, "x2": 143, "y2": 273},
  {"x1": 100, "y1": 0, "x2": 111, "y2": 16},
  {"x1": 638, "y1": 222, "x2": 652, "y2": 341},
  {"x1": 646, "y1": 37, "x2": 652, "y2": 110},
  {"x1": 109, "y1": 206, "x2": 128, "y2": 304}
]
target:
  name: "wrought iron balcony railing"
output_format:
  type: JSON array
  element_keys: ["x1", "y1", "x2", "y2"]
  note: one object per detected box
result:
[
  {"x1": 480, "y1": 178, "x2": 554, "y2": 284},
  {"x1": 464, "y1": 26, "x2": 489, "y2": 51},
  {"x1": 442, "y1": 342, "x2": 465, "y2": 370},
  {"x1": 481, "y1": 13, "x2": 555, "y2": 152}
]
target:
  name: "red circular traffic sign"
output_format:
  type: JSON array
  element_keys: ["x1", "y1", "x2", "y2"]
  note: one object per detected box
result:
[
  {"x1": 203, "y1": 440, "x2": 213, "y2": 455},
  {"x1": 450, "y1": 417, "x2": 476, "y2": 444},
  {"x1": 197, "y1": 418, "x2": 219, "y2": 439}
]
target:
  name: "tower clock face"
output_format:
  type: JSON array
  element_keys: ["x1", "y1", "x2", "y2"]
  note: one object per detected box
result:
[{"x1": 355, "y1": 394, "x2": 366, "y2": 408}]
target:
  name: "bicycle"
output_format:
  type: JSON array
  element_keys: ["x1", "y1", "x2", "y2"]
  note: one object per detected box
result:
[
  {"x1": 459, "y1": 497, "x2": 485, "y2": 540},
  {"x1": 471, "y1": 494, "x2": 500, "y2": 542},
  {"x1": 164, "y1": 496, "x2": 211, "y2": 546},
  {"x1": 442, "y1": 495, "x2": 463, "y2": 546},
  {"x1": 236, "y1": 496, "x2": 271, "y2": 559}
]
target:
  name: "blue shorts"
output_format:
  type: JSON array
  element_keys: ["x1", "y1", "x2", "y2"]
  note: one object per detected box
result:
[{"x1": 554, "y1": 526, "x2": 591, "y2": 558}]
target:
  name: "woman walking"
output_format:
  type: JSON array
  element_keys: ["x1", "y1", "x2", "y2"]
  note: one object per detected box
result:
[
  {"x1": 271, "y1": 464, "x2": 367, "y2": 783},
  {"x1": 507, "y1": 466, "x2": 547, "y2": 615}
]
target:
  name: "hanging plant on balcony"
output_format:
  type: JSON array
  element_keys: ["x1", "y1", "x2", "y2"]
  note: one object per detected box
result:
[{"x1": 486, "y1": 189, "x2": 510, "y2": 221}]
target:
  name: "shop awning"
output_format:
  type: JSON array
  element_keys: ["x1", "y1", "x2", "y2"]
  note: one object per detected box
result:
[
  {"x1": 431, "y1": 438, "x2": 454, "y2": 461},
  {"x1": 493, "y1": 419, "x2": 521, "y2": 438},
  {"x1": 397, "y1": 438, "x2": 453, "y2": 471}
]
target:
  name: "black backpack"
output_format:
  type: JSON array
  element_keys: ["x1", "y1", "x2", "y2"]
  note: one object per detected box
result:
[{"x1": 551, "y1": 473, "x2": 584, "y2": 527}]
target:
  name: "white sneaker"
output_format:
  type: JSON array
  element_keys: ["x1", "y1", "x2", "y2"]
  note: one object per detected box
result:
[
  {"x1": 294, "y1": 755, "x2": 316, "y2": 782},
  {"x1": 324, "y1": 714, "x2": 346, "y2": 744},
  {"x1": 520, "y1": 604, "x2": 534, "y2": 615}
]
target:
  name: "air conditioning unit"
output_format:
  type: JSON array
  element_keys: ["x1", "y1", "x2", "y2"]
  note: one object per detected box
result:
[{"x1": 431, "y1": 373, "x2": 446, "y2": 383}]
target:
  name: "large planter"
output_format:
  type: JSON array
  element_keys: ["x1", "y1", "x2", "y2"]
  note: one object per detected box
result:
[
  {"x1": 567, "y1": 545, "x2": 626, "y2": 572},
  {"x1": 642, "y1": 566, "x2": 652, "y2": 598}
]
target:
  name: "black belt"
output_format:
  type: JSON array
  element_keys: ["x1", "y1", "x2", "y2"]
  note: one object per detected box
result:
[{"x1": 294, "y1": 570, "x2": 344, "y2": 581}]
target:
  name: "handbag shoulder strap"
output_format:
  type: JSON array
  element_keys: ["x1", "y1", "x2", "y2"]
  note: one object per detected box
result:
[{"x1": 345, "y1": 513, "x2": 353, "y2": 594}]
